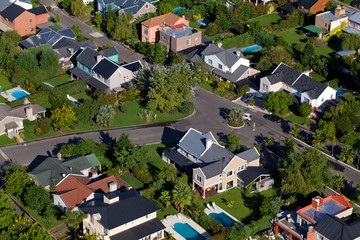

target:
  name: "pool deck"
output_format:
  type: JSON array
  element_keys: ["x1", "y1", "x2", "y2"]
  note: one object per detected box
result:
[
  {"x1": 161, "y1": 213, "x2": 212, "y2": 240},
  {"x1": 0, "y1": 86, "x2": 30, "y2": 102},
  {"x1": 204, "y1": 203, "x2": 245, "y2": 227},
  {"x1": 66, "y1": 94, "x2": 81, "y2": 104}
]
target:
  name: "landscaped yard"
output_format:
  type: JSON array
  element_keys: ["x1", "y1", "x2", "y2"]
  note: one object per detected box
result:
[
  {"x1": 45, "y1": 74, "x2": 70, "y2": 87},
  {"x1": 29, "y1": 93, "x2": 51, "y2": 109},
  {"x1": 276, "y1": 28, "x2": 306, "y2": 46},
  {"x1": 249, "y1": 13, "x2": 282, "y2": 26},
  {"x1": 204, "y1": 188, "x2": 276, "y2": 224},
  {"x1": 0, "y1": 75, "x2": 13, "y2": 91},
  {"x1": 72, "y1": 92, "x2": 91, "y2": 102},
  {"x1": 309, "y1": 72, "x2": 326, "y2": 82},
  {"x1": 120, "y1": 174, "x2": 144, "y2": 190},
  {"x1": 220, "y1": 34, "x2": 255, "y2": 48},
  {"x1": 285, "y1": 113, "x2": 308, "y2": 125},
  {"x1": 189, "y1": 21, "x2": 202, "y2": 29},
  {"x1": 342, "y1": 92, "x2": 359, "y2": 101},
  {"x1": 0, "y1": 135, "x2": 16, "y2": 145},
  {"x1": 155, "y1": 200, "x2": 178, "y2": 220}
]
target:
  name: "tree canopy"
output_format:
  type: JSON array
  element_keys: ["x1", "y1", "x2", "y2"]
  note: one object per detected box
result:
[
  {"x1": 263, "y1": 91, "x2": 293, "y2": 116},
  {"x1": 51, "y1": 105, "x2": 77, "y2": 130}
]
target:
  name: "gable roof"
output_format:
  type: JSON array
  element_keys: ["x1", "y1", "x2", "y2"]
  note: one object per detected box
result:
[
  {"x1": 122, "y1": 60, "x2": 142, "y2": 72},
  {"x1": 236, "y1": 147, "x2": 260, "y2": 163},
  {"x1": 141, "y1": 12, "x2": 183, "y2": 28},
  {"x1": 27, "y1": 5, "x2": 47, "y2": 15},
  {"x1": 0, "y1": 3, "x2": 25, "y2": 22},
  {"x1": 349, "y1": 12, "x2": 360, "y2": 24},
  {"x1": 200, "y1": 44, "x2": 245, "y2": 68},
  {"x1": 296, "y1": 0, "x2": 318, "y2": 9},
  {"x1": 314, "y1": 214, "x2": 360, "y2": 240},
  {"x1": 292, "y1": 74, "x2": 328, "y2": 99},
  {"x1": 101, "y1": 46, "x2": 118, "y2": 57},
  {"x1": 52, "y1": 38, "x2": 96, "y2": 58},
  {"x1": 0, "y1": 103, "x2": 45, "y2": 121},
  {"x1": 77, "y1": 47, "x2": 101, "y2": 69},
  {"x1": 93, "y1": 58, "x2": 119, "y2": 79},
  {"x1": 238, "y1": 166, "x2": 270, "y2": 186},
  {"x1": 79, "y1": 189, "x2": 160, "y2": 229},
  {"x1": 29, "y1": 153, "x2": 101, "y2": 187}
]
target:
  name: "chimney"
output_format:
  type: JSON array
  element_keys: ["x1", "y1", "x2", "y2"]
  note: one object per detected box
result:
[
  {"x1": 96, "y1": 54, "x2": 102, "y2": 63},
  {"x1": 218, "y1": 42, "x2": 222, "y2": 48},
  {"x1": 68, "y1": 48, "x2": 74, "y2": 55},
  {"x1": 61, "y1": 173, "x2": 66, "y2": 177},
  {"x1": 23, "y1": 97, "x2": 30, "y2": 105},
  {"x1": 312, "y1": 197, "x2": 320, "y2": 210},
  {"x1": 205, "y1": 138, "x2": 212, "y2": 150},
  {"x1": 103, "y1": 194, "x2": 119, "y2": 204},
  {"x1": 182, "y1": 15, "x2": 185, "y2": 19},
  {"x1": 235, "y1": 50, "x2": 241, "y2": 57},
  {"x1": 25, "y1": 106, "x2": 33, "y2": 121},
  {"x1": 57, "y1": 152, "x2": 62, "y2": 160},
  {"x1": 69, "y1": 166, "x2": 72, "y2": 171},
  {"x1": 108, "y1": 182, "x2": 117, "y2": 192},
  {"x1": 335, "y1": 5, "x2": 345, "y2": 17}
]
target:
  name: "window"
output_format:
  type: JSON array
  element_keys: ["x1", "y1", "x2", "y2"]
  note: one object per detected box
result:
[
  {"x1": 144, "y1": 27, "x2": 148, "y2": 35},
  {"x1": 30, "y1": 28, "x2": 34, "y2": 32},
  {"x1": 187, "y1": 39, "x2": 191, "y2": 45},
  {"x1": 350, "y1": 21, "x2": 355, "y2": 28},
  {"x1": 163, "y1": 36, "x2": 167, "y2": 41},
  {"x1": 145, "y1": 4, "x2": 148, "y2": 8},
  {"x1": 238, "y1": 165, "x2": 245, "y2": 172},
  {"x1": 146, "y1": 214, "x2": 151, "y2": 219},
  {"x1": 219, "y1": 174, "x2": 222, "y2": 179},
  {"x1": 29, "y1": 19, "x2": 32, "y2": 22},
  {"x1": 196, "y1": 174, "x2": 202, "y2": 182},
  {"x1": 157, "y1": 231, "x2": 162, "y2": 239},
  {"x1": 144, "y1": 37, "x2": 148, "y2": 41},
  {"x1": 358, "y1": 24, "x2": 360, "y2": 30},
  {"x1": 331, "y1": 94, "x2": 334, "y2": 99},
  {"x1": 226, "y1": 170, "x2": 233, "y2": 177},
  {"x1": 317, "y1": 233, "x2": 324, "y2": 240},
  {"x1": 208, "y1": 59, "x2": 213, "y2": 65},
  {"x1": 218, "y1": 64, "x2": 222, "y2": 70},
  {"x1": 195, "y1": 37, "x2": 198, "y2": 41},
  {"x1": 321, "y1": 98, "x2": 324, "y2": 102},
  {"x1": 262, "y1": 83, "x2": 268, "y2": 91}
]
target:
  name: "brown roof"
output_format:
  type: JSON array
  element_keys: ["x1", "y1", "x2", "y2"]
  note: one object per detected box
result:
[
  {"x1": 141, "y1": 12, "x2": 183, "y2": 28},
  {"x1": 54, "y1": 175, "x2": 131, "y2": 209}
]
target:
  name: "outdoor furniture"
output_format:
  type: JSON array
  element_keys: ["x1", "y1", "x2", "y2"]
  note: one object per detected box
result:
[
  {"x1": 212, "y1": 202, "x2": 217, "y2": 209},
  {"x1": 207, "y1": 203, "x2": 213, "y2": 210}
]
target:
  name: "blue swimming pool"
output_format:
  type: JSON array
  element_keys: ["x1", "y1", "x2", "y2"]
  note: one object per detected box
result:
[
  {"x1": 43, "y1": 82, "x2": 54, "y2": 88},
  {"x1": 209, "y1": 212, "x2": 235, "y2": 228},
  {"x1": 336, "y1": 88, "x2": 347, "y2": 96},
  {"x1": 174, "y1": 7, "x2": 186, "y2": 13},
  {"x1": 173, "y1": 223, "x2": 205, "y2": 240},
  {"x1": 198, "y1": 19, "x2": 211, "y2": 27},
  {"x1": 240, "y1": 44, "x2": 262, "y2": 53},
  {"x1": 11, "y1": 90, "x2": 29, "y2": 100}
]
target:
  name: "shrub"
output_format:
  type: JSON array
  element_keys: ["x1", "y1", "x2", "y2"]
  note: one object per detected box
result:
[
  {"x1": 118, "y1": 89, "x2": 140, "y2": 103},
  {"x1": 247, "y1": 98, "x2": 255, "y2": 106},
  {"x1": 23, "y1": 119, "x2": 38, "y2": 134},
  {"x1": 142, "y1": 188, "x2": 155, "y2": 200},
  {"x1": 133, "y1": 168, "x2": 153, "y2": 184},
  {"x1": 97, "y1": 94, "x2": 118, "y2": 106},
  {"x1": 178, "y1": 101, "x2": 193, "y2": 114},
  {"x1": 237, "y1": 84, "x2": 250, "y2": 97},
  {"x1": 38, "y1": 119, "x2": 51, "y2": 134},
  {"x1": 14, "y1": 136, "x2": 19, "y2": 142},
  {"x1": 19, "y1": 132, "x2": 25, "y2": 139},
  {"x1": 35, "y1": 128, "x2": 42, "y2": 136},
  {"x1": 298, "y1": 102, "x2": 312, "y2": 117}
]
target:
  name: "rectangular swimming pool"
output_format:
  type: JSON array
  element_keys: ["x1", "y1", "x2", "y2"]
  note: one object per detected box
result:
[
  {"x1": 173, "y1": 222, "x2": 205, "y2": 240},
  {"x1": 11, "y1": 90, "x2": 29, "y2": 100},
  {"x1": 198, "y1": 19, "x2": 211, "y2": 27},
  {"x1": 240, "y1": 44, "x2": 262, "y2": 53},
  {"x1": 209, "y1": 212, "x2": 235, "y2": 228},
  {"x1": 174, "y1": 7, "x2": 186, "y2": 13},
  {"x1": 336, "y1": 88, "x2": 347, "y2": 96}
]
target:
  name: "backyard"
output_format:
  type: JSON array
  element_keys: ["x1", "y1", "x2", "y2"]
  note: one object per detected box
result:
[{"x1": 249, "y1": 13, "x2": 282, "y2": 26}]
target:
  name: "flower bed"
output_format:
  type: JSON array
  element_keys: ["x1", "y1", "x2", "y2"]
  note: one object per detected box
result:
[{"x1": 227, "y1": 120, "x2": 244, "y2": 129}]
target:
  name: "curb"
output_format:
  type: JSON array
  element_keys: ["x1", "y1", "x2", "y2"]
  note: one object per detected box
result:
[{"x1": 227, "y1": 122, "x2": 245, "y2": 129}]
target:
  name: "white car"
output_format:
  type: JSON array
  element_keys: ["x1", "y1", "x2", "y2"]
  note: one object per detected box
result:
[{"x1": 243, "y1": 113, "x2": 251, "y2": 121}]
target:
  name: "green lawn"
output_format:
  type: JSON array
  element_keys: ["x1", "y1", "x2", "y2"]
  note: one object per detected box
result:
[
  {"x1": 220, "y1": 34, "x2": 255, "y2": 48},
  {"x1": 120, "y1": 174, "x2": 144, "y2": 190},
  {"x1": 285, "y1": 113, "x2": 308, "y2": 125},
  {"x1": 189, "y1": 21, "x2": 202, "y2": 29},
  {"x1": 0, "y1": 135, "x2": 16, "y2": 145},
  {"x1": 45, "y1": 74, "x2": 70, "y2": 87},
  {"x1": 29, "y1": 93, "x2": 51, "y2": 109},
  {"x1": 276, "y1": 28, "x2": 306, "y2": 46},
  {"x1": 205, "y1": 32, "x2": 234, "y2": 42},
  {"x1": 0, "y1": 75, "x2": 13, "y2": 91},
  {"x1": 249, "y1": 13, "x2": 282, "y2": 26},
  {"x1": 155, "y1": 199, "x2": 178, "y2": 220},
  {"x1": 0, "y1": 96, "x2": 7, "y2": 103},
  {"x1": 72, "y1": 92, "x2": 91, "y2": 102},
  {"x1": 97, "y1": 155, "x2": 113, "y2": 170},
  {"x1": 342, "y1": 92, "x2": 359, "y2": 101},
  {"x1": 199, "y1": 82, "x2": 213, "y2": 91},
  {"x1": 204, "y1": 188, "x2": 276, "y2": 224},
  {"x1": 310, "y1": 72, "x2": 326, "y2": 82},
  {"x1": 85, "y1": 20, "x2": 93, "y2": 26},
  {"x1": 51, "y1": 24, "x2": 63, "y2": 29}
]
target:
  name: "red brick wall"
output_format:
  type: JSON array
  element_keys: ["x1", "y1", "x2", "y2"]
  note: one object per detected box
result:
[{"x1": 35, "y1": 13, "x2": 48, "y2": 25}]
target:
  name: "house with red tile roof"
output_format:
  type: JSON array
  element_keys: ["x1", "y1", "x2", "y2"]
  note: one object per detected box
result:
[
  {"x1": 275, "y1": 195, "x2": 353, "y2": 240},
  {"x1": 53, "y1": 175, "x2": 131, "y2": 212}
]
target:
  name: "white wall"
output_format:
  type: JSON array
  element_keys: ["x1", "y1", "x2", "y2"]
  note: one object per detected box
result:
[
  {"x1": 108, "y1": 66, "x2": 134, "y2": 90},
  {"x1": 330, "y1": 17, "x2": 348, "y2": 32},
  {"x1": 229, "y1": 58, "x2": 250, "y2": 73},
  {"x1": 14, "y1": 1, "x2": 32, "y2": 10},
  {"x1": 311, "y1": 86, "x2": 336, "y2": 107},
  {"x1": 53, "y1": 194, "x2": 68, "y2": 212},
  {"x1": 204, "y1": 55, "x2": 229, "y2": 72}
]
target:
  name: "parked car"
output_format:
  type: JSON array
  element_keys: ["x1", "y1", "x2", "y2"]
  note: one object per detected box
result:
[
  {"x1": 351, "y1": 0, "x2": 360, "y2": 7},
  {"x1": 243, "y1": 113, "x2": 252, "y2": 121},
  {"x1": 264, "y1": 114, "x2": 281, "y2": 123},
  {"x1": 241, "y1": 93, "x2": 254, "y2": 103}
]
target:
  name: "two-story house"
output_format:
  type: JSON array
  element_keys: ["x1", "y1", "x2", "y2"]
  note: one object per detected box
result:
[
  {"x1": 259, "y1": 62, "x2": 336, "y2": 109},
  {"x1": 29, "y1": 153, "x2": 102, "y2": 190},
  {"x1": 141, "y1": 12, "x2": 189, "y2": 43},
  {"x1": 159, "y1": 24, "x2": 202, "y2": 52},
  {"x1": 162, "y1": 128, "x2": 273, "y2": 198},
  {"x1": 97, "y1": 0, "x2": 155, "y2": 20},
  {"x1": 20, "y1": 27, "x2": 96, "y2": 68},
  {"x1": 343, "y1": 12, "x2": 360, "y2": 35},
  {"x1": 0, "y1": 4, "x2": 47, "y2": 36},
  {"x1": 79, "y1": 189, "x2": 165, "y2": 240},
  {"x1": 315, "y1": 6, "x2": 351, "y2": 33},
  {"x1": 275, "y1": 195, "x2": 353, "y2": 240},
  {"x1": 69, "y1": 47, "x2": 142, "y2": 91},
  {"x1": 53, "y1": 175, "x2": 131, "y2": 212},
  {"x1": 279, "y1": 0, "x2": 329, "y2": 16}
]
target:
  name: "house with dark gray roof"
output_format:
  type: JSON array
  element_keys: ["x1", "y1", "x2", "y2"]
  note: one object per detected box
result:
[
  {"x1": 184, "y1": 44, "x2": 260, "y2": 86},
  {"x1": 162, "y1": 128, "x2": 273, "y2": 198},
  {"x1": 343, "y1": 12, "x2": 360, "y2": 35},
  {"x1": 79, "y1": 189, "x2": 165, "y2": 240},
  {"x1": 97, "y1": 0, "x2": 156, "y2": 20},
  {"x1": 260, "y1": 62, "x2": 336, "y2": 109},
  {"x1": 29, "y1": 153, "x2": 101, "y2": 189},
  {"x1": 0, "y1": 0, "x2": 32, "y2": 11},
  {"x1": 70, "y1": 46, "x2": 142, "y2": 91}
]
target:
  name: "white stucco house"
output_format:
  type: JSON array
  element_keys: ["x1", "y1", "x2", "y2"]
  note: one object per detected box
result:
[{"x1": 259, "y1": 63, "x2": 336, "y2": 109}]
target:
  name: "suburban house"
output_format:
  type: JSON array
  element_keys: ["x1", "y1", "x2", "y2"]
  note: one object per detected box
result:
[
  {"x1": 343, "y1": 11, "x2": 360, "y2": 35},
  {"x1": 162, "y1": 128, "x2": 273, "y2": 198},
  {"x1": 0, "y1": 100, "x2": 45, "y2": 137},
  {"x1": 275, "y1": 194, "x2": 353, "y2": 240},
  {"x1": 19, "y1": 27, "x2": 96, "y2": 68},
  {"x1": 336, "y1": 49, "x2": 357, "y2": 58},
  {"x1": 0, "y1": 0, "x2": 32, "y2": 11},
  {"x1": 53, "y1": 175, "x2": 131, "y2": 212},
  {"x1": 0, "y1": 4, "x2": 47, "y2": 36},
  {"x1": 141, "y1": 12, "x2": 189, "y2": 43},
  {"x1": 279, "y1": 0, "x2": 329, "y2": 16},
  {"x1": 97, "y1": 0, "x2": 156, "y2": 20},
  {"x1": 259, "y1": 62, "x2": 336, "y2": 109},
  {"x1": 185, "y1": 43, "x2": 260, "y2": 86},
  {"x1": 70, "y1": 46, "x2": 142, "y2": 91},
  {"x1": 29, "y1": 153, "x2": 102, "y2": 190},
  {"x1": 79, "y1": 189, "x2": 165, "y2": 240},
  {"x1": 315, "y1": 6, "x2": 351, "y2": 33},
  {"x1": 159, "y1": 24, "x2": 202, "y2": 52}
]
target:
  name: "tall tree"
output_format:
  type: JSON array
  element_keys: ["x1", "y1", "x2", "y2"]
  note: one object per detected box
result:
[
  {"x1": 228, "y1": 107, "x2": 244, "y2": 125},
  {"x1": 51, "y1": 105, "x2": 77, "y2": 130},
  {"x1": 257, "y1": 46, "x2": 292, "y2": 72},
  {"x1": 172, "y1": 183, "x2": 192, "y2": 213},
  {"x1": 339, "y1": 146, "x2": 356, "y2": 164},
  {"x1": 61, "y1": 211, "x2": 87, "y2": 229},
  {"x1": 332, "y1": 173, "x2": 346, "y2": 191},
  {"x1": 263, "y1": 91, "x2": 293, "y2": 116},
  {"x1": 24, "y1": 185, "x2": 51, "y2": 214},
  {"x1": 94, "y1": 12, "x2": 103, "y2": 27},
  {"x1": 159, "y1": 191, "x2": 171, "y2": 209},
  {"x1": 319, "y1": 120, "x2": 337, "y2": 155},
  {"x1": 289, "y1": 125, "x2": 301, "y2": 137},
  {"x1": 111, "y1": 13, "x2": 134, "y2": 42},
  {"x1": 4, "y1": 169, "x2": 33, "y2": 199},
  {"x1": 96, "y1": 105, "x2": 116, "y2": 127}
]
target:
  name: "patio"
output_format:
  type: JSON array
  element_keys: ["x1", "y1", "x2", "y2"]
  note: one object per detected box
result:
[
  {"x1": 204, "y1": 202, "x2": 245, "y2": 227},
  {"x1": 0, "y1": 86, "x2": 30, "y2": 102}
]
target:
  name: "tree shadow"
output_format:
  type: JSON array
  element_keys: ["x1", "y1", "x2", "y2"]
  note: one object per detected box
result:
[
  {"x1": 27, "y1": 155, "x2": 49, "y2": 171},
  {"x1": 216, "y1": 132, "x2": 228, "y2": 143},
  {"x1": 161, "y1": 127, "x2": 185, "y2": 144},
  {"x1": 280, "y1": 119, "x2": 291, "y2": 133},
  {"x1": 241, "y1": 192, "x2": 265, "y2": 224},
  {"x1": 52, "y1": 137, "x2": 83, "y2": 155},
  {"x1": 254, "y1": 133, "x2": 266, "y2": 146},
  {"x1": 99, "y1": 131, "x2": 115, "y2": 144},
  {"x1": 219, "y1": 107, "x2": 230, "y2": 120}
]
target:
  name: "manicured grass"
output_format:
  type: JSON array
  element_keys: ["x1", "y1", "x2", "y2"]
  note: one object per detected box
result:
[
  {"x1": 205, "y1": 32, "x2": 234, "y2": 41},
  {"x1": 120, "y1": 174, "x2": 144, "y2": 190},
  {"x1": 0, "y1": 135, "x2": 16, "y2": 145},
  {"x1": 72, "y1": 92, "x2": 91, "y2": 102},
  {"x1": 199, "y1": 82, "x2": 213, "y2": 91},
  {"x1": 326, "y1": 79, "x2": 340, "y2": 89},
  {"x1": 189, "y1": 21, "x2": 202, "y2": 29},
  {"x1": 310, "y1": 72, "x2": 326, "y2": 82},
  {"x1": 51, "y1": 24, "x2": 63, "y2": 29},
  {"x1": 276, "y1": 28, "x2": 306, "y2": 46},
  {"x1": 29, "y1": 93, "x2": 51, "y2": 109},
  {"x1": 46, "y1": 74, "x2": 70, "y2": 87},
  {"x1": 0, "y1": 75, "x2": 13, "y2": 91},
  {"x1": 85, "y1": 20, "x2": 93, "y2": 26},
  {"x1": 97, "y1": 155, "x2": 113, "y2": 170},
  {"x1": 220, "y1": 34, "x2": 255, "y2": 48},
  {"x1": 0, "y1": 96, "x2": 7, "y2": 103},
  {"x1": 249, "y1": 13, "x2": 282, "y2": 26},
  {"x1": 155, "y1": 199, "x2": 178, "y2": 220},
  {"x1": 342, "y1": 92, "x2": 359, "y2": 101},
  {"x1": 285, "y1": 113, "x2": 308, "y2": 125},
  {"x1": 204, "y1": 188, "x2": 276, "y2": 224}
]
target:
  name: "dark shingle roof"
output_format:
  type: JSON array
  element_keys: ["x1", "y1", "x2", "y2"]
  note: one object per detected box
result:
[
  {"x1": 296, "y1": 0, "x2": 318, "y2": 9},
  {"x1": 212, "y1": 65, "x2": 256, "y2": 83},
  {"x1": 236, "y1": 147, "x2": 260, "y2": 163},
  {"x1": 163, "y1": 148, "x2": 199, "y2": 172},
  {"x1": 101, "y1": 46, "x2": 118, "y2": 57},
  {"x1": 271, "y1": 62, "x2": 301, "y2": 85},
  {"x1": 79, "y1": 189, "x2": 160, "y2": 229},
  {"x1": 278, "y1": 2, "x2": 296, "y2": 13},
  {"x1": 314, "y1": 214, "x2": 360, "y2": 240},
  {"x1": 122, "y1": 60, "x2": 142, "y2": 72},
  {"x1": 238, "y1": 166, "x2": 270, "y2": 186},
  {"x1": 115, "y1": 0, "x2": 151, "y2": 14},
  {"x1": 27, "y1": 5, "x2": 47, "y2": 15},
  {"x1": 0, "y1": 3, "x2": 25, "y2": 22},
  {"x1": 93, "y1": 58, "x2": 119, "y2": 79},
  {"x1": 87, "y1": 77, "x2": 109, "y2": 89},
  {"x1": 292, "y1": 74, "x2": 327, "y2": 99},
  {"x1": 52, "y1": 38, "x2": 95, "y2": 58},
  {"x1": 77, "y1": 47, "x2": 100, "y2": 69},
  {"x1": 110, "y1": 219, "x2": 165, "y2": 240},
  {"x1": 199, "y1": 144, "x2": 234, "y2": 178},
  {"x1": 201, "y1": 44, "x2": 245, "y2": 68}
]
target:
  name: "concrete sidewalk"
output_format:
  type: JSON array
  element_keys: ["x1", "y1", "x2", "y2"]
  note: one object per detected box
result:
[{"x1": 232, "y1": 97, "x2": 271, "y2": 114}]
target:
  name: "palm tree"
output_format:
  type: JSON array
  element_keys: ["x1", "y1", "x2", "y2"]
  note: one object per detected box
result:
[
  {"x1": 312, "y1": 130, "x2": 325, "y2": 148},
  {"x1": 61, "y1": 210, "x2": 87, "y2": 230},
  {"x1": 289, "y1": 125, "x2": 301, "y2": 137},
  {"x1": 172, "y1": 183, "x2": 192, "y2": 213},
  {"x1": 333, "y1": 173, "x2": 346, "y2": 191},
  {"x1": 339, "y1": 146, "x2": 356, "y2": 164},
  {"x1": 96, "y1": 105, "x2": 116, "y2": 127},
  {"x1": 284, "y1": 138, "x2": 297, "y2": 153},
  {"x1": 159, "y1": 191, "x2": 171, "y2": 209},
  {"x1": 264, "y1": 136, "x2": 275, "y2": 147},
  {"x1": 356, "y1": 184, "x2": 360, "y2": 201},
  {"x1": 228, "y1": 107, "x2": 244, "y2": 125}
]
